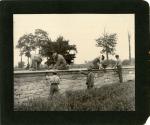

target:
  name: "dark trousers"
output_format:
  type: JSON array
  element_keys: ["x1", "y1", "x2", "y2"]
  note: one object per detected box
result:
[
  {"x1": 50, "y1": 84, "x2": 59, "y2": 96},
  {"x1": 117, "y1": 66, "x2": 123, "y2": 83},
  {"x1": 87, "y1": 84, "x2": 94, "y2": 89}
]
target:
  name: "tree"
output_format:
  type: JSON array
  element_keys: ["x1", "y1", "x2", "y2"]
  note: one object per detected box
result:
[
  {"x1": 16, "y1": 35, "x2": 26, "y2": 68},
  {"x1": 34, "y1": 29, "x2": 49, "y2": 50},
  {"x1": 16, "y1": 29, "x2": 78, "y2": 68},
  {"x1": 96, "y1": 32, "x2": 117, "y2": 60},
  {"x1": 54, "y1": 36, "x2": 77, "y2": 64},
  {"x1": 18, "y1": 61, "x2": 25, "y2": 68},
  {"x1": 41, "y1": 36, "x2": 77, "y2": 66},
  {"x1": 122, "y1": 59, "x2": 131, "y2": 66},
  {"x1": 16, "y1": 33, "x2": 36, "y2": 69}
]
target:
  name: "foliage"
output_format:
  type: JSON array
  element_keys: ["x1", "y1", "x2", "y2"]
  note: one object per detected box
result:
[
  {"x1": 15, "y1": 81, "x2": 135, "y2": 111},
  {"x1": 122, "y1": 59, "x2": 131, "y2": 65},
  {"x1": 16, "y1": 33, "x2": 36, "y2": 68},
  {"x1": 44, "y1": 36, "x2": 77, "y2": 66},
  {"x1": 103, "y1": 59, "x2": 116, "y2": 67},
  {"x1": 34, "y1": 29, "x2": 49, "y2": 48},
  {"x1": 18, "y1": 61, "x2": 25, "y2": 68},
  {"x1": 69, "y1": 59, "x2": 116, "y2": 69},
  {"x1": 16, "y1": 30, "x2": 77, "y2": 67},
  {"x1": 18, "y1": 34, "x2": 36, "y2": 54},
  {"x1": 121, "y1": 58, "x2": 135, "y2": 66},
  {"x1": 69, "y1": 61, "x2": 93, "y2": 69},
  {"x1": 96, "y1": 32, "x2": 117, "y2": 60}
]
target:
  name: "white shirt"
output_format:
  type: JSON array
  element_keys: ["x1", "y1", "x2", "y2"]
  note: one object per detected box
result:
[
  {"x1": 114, "y1": 58, "x2": 122, "y2": 68},
  {"x1": 46, "y1": 75, "x2": 60, "y2": 84}
]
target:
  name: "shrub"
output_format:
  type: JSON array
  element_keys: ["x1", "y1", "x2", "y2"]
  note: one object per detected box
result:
[
  {"x1": 102, "y1": 59, "x2": 116, "y2": 68},
  {"x1": 122, "y1": 59, "x2": 131, "y2": 65},
  {"x1": 40, "y1": 64, "x2": 49, "y2": 70},
  {"x1": 18, "y1": 61, "x2": 25, "y2": 68}
]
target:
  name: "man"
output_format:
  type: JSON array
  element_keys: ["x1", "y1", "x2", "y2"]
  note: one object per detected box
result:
[
  {"x1": 80, "y1": 66, "x2": 95, "y2": 89},
  {"x1": 114, "y1": 55, "x2": 123, "y2": 83},
  {"x1": 52, "y1": 52, "x2": 68, "y2": 70},
  {"x1": 46, "y1": 71, "x2": 60, "y2": 97},
  {"x1": 92, "y1": 57, "x2": 100, "y2": 69},
  {"x1": 30, "y1": 53, "x2": 42, "y2": 70},
  {"x1": 92, "y1": 55, "x2": 105, "y2": 69},
  {"x1": 86, "y1": 66, "x2": 95, "y2": 89}
]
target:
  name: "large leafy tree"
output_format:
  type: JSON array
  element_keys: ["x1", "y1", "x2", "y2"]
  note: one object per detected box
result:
[
  {"x1": 42, "y1": 36, "x2": 77, "y2": 66},
  {"x1": 96, "y1": 32, "x2": 117, "y2": 60},
  {"x1": 34, "y1": 29, "x2": 49, "y2": 49},
  {"x1": 54, "y1": 36, "x2": 77, "y2": 64},
  {"x1": 16, "y1": 36, "x2": 25, "y2": 68},
  {"x1": 16, "y1": 33, "x2": 36, "y2": 68}
]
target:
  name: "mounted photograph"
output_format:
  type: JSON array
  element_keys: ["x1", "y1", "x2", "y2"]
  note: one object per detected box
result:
[{"x1": 13, "y1": 14, "x2": 135, "y2": 111}]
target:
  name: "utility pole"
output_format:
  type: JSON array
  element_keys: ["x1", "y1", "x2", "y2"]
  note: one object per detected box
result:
[{"x1": 128, "y1": 32, "x2": 131, "y2": 64}]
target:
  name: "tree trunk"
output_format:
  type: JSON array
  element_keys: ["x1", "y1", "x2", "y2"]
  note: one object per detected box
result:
[
  {"x1": 106, "y1": 52, "x2": 108, "y2": 61},
  {"x1": 20, "y1": 55, "x2": 22, "y2": 68},
  {"x1": 21, "y1": 55, "x2": 22, "y2": 63},
  {"x1": 20, "y1": 49, "x2": 23, "y2": 68},
  {"x1": 27, "y1": 57, "x2": 30, "y2": 69},
  {"x1": 106, "y1": 52, "x2": 109, "y2": 61}
]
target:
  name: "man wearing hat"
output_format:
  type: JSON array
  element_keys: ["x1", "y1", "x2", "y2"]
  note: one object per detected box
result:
[{"x1": 46, "y1": 71, "x2": 60, "y2": 97}]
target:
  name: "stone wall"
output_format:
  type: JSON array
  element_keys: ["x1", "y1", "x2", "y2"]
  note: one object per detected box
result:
[{"x1": 14, "y1": 68, "x2": 135, "y2": 107}]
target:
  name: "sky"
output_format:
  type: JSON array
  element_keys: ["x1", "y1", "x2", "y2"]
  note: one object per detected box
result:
[{"x1": 13, "y1": 14, "x2": 135, "y2": 66}]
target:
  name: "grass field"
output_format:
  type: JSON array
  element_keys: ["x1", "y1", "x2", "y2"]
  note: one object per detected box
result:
[{"x1": 15, "y1": 80, "x2": 135, "y2": 111}]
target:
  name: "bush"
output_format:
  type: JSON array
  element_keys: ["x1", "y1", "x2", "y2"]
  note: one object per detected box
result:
[
  {"x1": 18, "y1": 61, "x2": 25, "y2": 68},
  {"x1": 122, "y1": 59, "x2": 131, "y2": 65},
  {"x1": 15, "y1": 81, "x2": 135, "y2": 111},
  {"x1": 69, "y1": 62, "x2": 93, "y2": 69},
  {"x1": 40, "y1": 64, "x2": 49, "y2": 70},
  {"x1": 102, "y1": 59, "x2": 116, "y2": 68}
]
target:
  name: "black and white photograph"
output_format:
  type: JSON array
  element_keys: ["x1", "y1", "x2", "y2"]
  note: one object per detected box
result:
[{"x1": 13, "y1": 14, "x2": 135, "y2": 111}]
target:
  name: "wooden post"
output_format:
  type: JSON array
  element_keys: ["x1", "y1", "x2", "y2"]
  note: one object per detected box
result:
[{"x1": 128, "y1": 32, "x2": 131, "y2": 64}]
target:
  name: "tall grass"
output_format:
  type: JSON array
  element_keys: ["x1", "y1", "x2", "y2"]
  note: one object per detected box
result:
[{"x1": 15, "y1": 81, "x2": 135, "y2": 111}]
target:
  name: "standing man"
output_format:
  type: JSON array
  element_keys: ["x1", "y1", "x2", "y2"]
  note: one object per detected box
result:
[
  {"x1": 114, "y1": 55, "x2": 123, "y2": 83},
  {"x1": 46, "y1": 71, "x2": 60, "y2": 97},
  {"x1": 80, "y1": 66, "x2": 95, "y2": 89},
  {"x1": 52, "y1": 52, "x2": 68, "y2": 70},
  {"x1": 86, "y1": 66, "x2": 95, "y2": 89}
]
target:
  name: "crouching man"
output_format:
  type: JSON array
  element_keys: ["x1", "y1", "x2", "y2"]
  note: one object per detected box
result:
[
  {"x1": 46, "y1": 71, "x2": 60, "y2": 98},
  {"x1": 52, "y1": 52, "x2": 69, "y2": 70}
]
